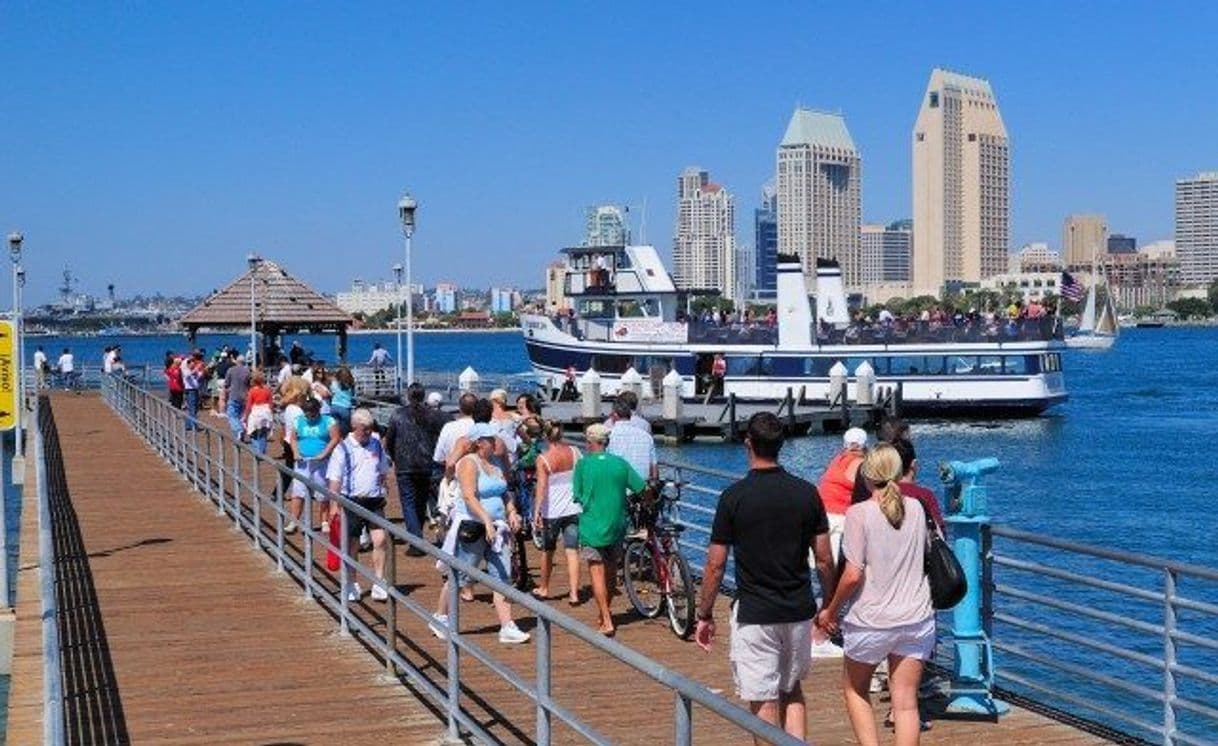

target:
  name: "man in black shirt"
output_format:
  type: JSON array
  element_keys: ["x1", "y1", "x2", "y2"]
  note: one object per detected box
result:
[{"x1": 695, "y1": 412, "x2": 836, "y2": 742}]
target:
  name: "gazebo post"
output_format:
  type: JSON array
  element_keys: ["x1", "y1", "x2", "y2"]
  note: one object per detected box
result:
[{"x1": 337, "y1": 327, "x2": 348, "y2": 364}]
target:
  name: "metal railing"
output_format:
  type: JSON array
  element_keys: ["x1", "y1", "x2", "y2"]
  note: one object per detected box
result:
[
  {"x1": 25, "y1": 364, "x2": 156, "y2": 393},
  {"x1": 98, "y1": 374, "x2": 801, "y2": 745},
  {"x1": 349, "y1": 364, "x2": 538, "y2": 402},
  {"x1": 34, "y1": 397, "x2": 66, "y2": 745},
  {"x1": 980, "y1": 525, "x2": 1218, "y2": 746}
]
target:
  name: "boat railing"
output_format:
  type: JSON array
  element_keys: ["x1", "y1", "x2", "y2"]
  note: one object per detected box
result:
[
  {"x1": 349, "y1": 365, "x2": 538, "y2": 402},
  {"x1": 976, "y1": 524, "x2": 1218, "y2": 745},
  {"x1": 33, "y1": 396, "x2": 67, "y2": 745},
  {"x1": 97, "y1": 373, "x2": 805, "y2": 746}
]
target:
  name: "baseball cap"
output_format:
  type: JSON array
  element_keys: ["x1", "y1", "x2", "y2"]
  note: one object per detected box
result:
[
  {"x1": 426, "y1": 391, "x2": 443, "y2": 407},
  {"x1": 489, "y1": 388, "x2": 508, "y2": 404},
  {"x1": 843, "y1": 427, "x2": 868, "y2": 449},
  {"x1": 468, "y1": 423, "x2": 498, "y2": 442},
  {"x1": 585, "y1": 423, "x2": 611, "y2": 444}
]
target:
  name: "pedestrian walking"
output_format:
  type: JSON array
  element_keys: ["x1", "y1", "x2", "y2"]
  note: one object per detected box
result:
[
  {"x1": 327, "y1": 408, "x2": 392, "y2": 603},
  {"x1": 289, "y1": 396, "x2": 341, "y2": 533},
  {"x1": 181, "y1": 350, "x2": 205, "y2": 429},
  {"x1": 329, "y1": 366, "x2": 356, "y2": 435},
  {"x1": 224, "y1": 354, "x2": 251, "y2": 441},
  {"x1": 694, "y1": 412, "x2": 836, "y2": 743},
  {"x1": 242, "y1": 370, "x2": 274, "y2": 455},
  {"x1": 367, "y1": 343, "x2": 392, "y2": 392},
  {"x1": 384, "y1": 382, "x2": 446, "y2": 552},
  {"x1": 531, "y1": 420, "x2": 582, "y2": 605}
]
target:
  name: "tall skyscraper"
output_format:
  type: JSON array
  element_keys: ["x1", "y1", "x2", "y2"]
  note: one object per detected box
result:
[
  {"x1": 754, "y1": 183, "x2": 779, "y2": 299},
  {"x1": 776, "y1": 108, "x2": 862, "y2": 287},
  {"x1": 673, "y1": 167, "x2": 737, "y2": 300},
  {"x1": 912, "y1": 69, "x2": 1009, "y2": 296},
  {"x1": 1107, "y1": 234, "x2": 1137, "y2": 254},
  {"x1": 583, "y1": 205, "x2": 630, "y2": 247},
  {"x1": 1062, "y1": 214, "x2": 1108, "y2": 268},
  {"x1": 1175, "y1": 172, "x2": 1218, "y2": 284},
  {"x1": 860, "y1": 221, "x2": 913, "y2": 284}
]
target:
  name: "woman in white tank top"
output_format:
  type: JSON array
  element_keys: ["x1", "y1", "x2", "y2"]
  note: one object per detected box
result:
[{"x1": 531, "y1": 422, "x2": 583, "y2": 605}]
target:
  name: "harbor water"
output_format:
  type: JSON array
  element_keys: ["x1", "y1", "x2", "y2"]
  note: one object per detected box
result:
[{"x1": 13, "y1": 326, "x2": 1218, "y2": 739}]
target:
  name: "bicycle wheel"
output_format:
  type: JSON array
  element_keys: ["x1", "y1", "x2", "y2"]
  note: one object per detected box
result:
[
  {"x1": 622, "y1": 539, "x2": 664, "y2": 618},
  {"x1": 664, "y1": 550, "x2": 696, "y2": 639}
]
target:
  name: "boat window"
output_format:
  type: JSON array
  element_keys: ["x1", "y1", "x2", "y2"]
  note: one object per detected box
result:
[
  {"x1": 888, "y1": 357, "x2": 921, "y2": 375},
  {"x1": 727, "y1": 356, "x2": 762, "y2": 376},
  {"x1": 802, "y1": 358, "x2": 833, "y2": 377},
  {"x1": 978, "y1": 355, "x2": 1004, "y2": 374},
  {"x1": 578, "y1": 299, "x2": 613, "y2": 318},
  {"x1": 591, "y1": 354, "x2": 633, "y2": 375},
  {"x1": 617, "y1": 299, "x2": 645, "y2": 318},
  {"x1": 922, "y1": 356, "x2": 946, "y2": 375},
  {"x1": 947, "y1": 356, "x2": 976, "y2": 374},
  {"x1": 1005, "y1": 356, "x2": 1031, "y2": 375}
]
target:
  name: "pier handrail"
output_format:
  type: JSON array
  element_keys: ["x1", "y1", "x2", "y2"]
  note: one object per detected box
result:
[
  {"x1": 981, "y1": 523, "x2": 1218, "y2": 746},
  {"x1": 34, "y1": 397, "x2": 66, "y2": 745},
  {"x1": 98, "y1": 374, "x2": 802, "y2": 746}
]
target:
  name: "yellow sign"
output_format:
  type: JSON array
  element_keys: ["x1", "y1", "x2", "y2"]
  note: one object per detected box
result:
[{"x1": 0, "y1": 320, "x2": 13, "y2": 431}]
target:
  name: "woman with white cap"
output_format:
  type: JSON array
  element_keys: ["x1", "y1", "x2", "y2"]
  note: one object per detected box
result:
[
  {"x1": 812, "y1": 425, "x2": 868, "y2": 657},
  {"x1": 430, "y1": 422, "x2": 530, "y2": 645}
]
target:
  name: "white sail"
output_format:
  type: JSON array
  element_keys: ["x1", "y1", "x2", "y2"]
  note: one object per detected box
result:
[
  {"x1": 1078, "y1": 283, "x2": 1097, "y2": 333},
  {"x1": 1096, "y1": 293, "x2": 1119, "y2": 336}
]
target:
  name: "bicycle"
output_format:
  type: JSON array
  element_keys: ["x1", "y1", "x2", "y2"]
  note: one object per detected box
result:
[{"x1": 621, "y1": 480, "x2": 696, "y2": 639}]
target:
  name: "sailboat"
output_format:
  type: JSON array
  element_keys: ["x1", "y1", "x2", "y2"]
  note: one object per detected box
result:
[{"x1": 1065, "y1": 280, "x2": 1118, "y2": 350}]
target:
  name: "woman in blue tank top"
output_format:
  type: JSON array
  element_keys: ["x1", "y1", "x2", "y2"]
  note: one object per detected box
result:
[
  {"x1": 290, "y1": 397, "x2": 340, "y2": 530},
  {"x1": 329, "y1": 366, "x2": 356, "y2": 434}
]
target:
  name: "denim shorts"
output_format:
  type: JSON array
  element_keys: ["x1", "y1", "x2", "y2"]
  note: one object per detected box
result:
[
  {"x1": 454, "y1": 533, "x2": 511, "y2": 588},
  {"x1": 540, "y1": 514, "x2": 579, "y2": 551}
]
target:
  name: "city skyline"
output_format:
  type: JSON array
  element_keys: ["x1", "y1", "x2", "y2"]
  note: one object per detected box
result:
[{"x1": 3, "y1": 3, "x2": 1216, "y2": 304}]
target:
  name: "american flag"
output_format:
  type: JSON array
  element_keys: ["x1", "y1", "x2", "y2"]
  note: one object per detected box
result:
[{"x1": 1060, "y1": 272, "x2": 1086, "y2": 302}]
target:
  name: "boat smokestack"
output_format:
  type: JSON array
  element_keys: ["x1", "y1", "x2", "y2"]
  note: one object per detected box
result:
[
  {"x1": 814, "y1": 258, "x2": 850, "y2": 327},
  {"x1": 776, "y1": 254, "x2": 813, "y2": 348}
]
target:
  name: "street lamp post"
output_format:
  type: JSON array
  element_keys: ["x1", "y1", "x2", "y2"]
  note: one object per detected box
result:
[
  {"x1": 247, "y1": 253, "x2": 260, "y2": 368},
  {"x1": 8, "y1": 232, "x2": 23, "y2": 460},
  {"x1": 397, "y1": 193, "x2": 417, "y2": 387},
  {"x1": 392, "y1": 263, "x2": 404, "y2": 395}
]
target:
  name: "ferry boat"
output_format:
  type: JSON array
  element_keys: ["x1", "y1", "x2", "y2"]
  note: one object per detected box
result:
[{"x1": 520, "y1": 246, "x2": 1068, "y2": 416}]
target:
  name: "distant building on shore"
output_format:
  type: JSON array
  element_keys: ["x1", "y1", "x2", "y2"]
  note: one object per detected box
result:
[
  {"x1": 912, "y1": 68, "x2": 1009, "y2": 296},
  {"x1": 336, "y1": 279, "x2": 402, "y2": 315},
  {"x1": 1175, "y1": 172, "x2": 1218, "y2": 283},
  {"x1": 583, "y1": 205, "x2": 630, "y2": 247},
  {"x1": 1105, "y1": 241, "x2": 1180, "y2": 310},
  {"x1": 860, "y1": 221, "x2": 912, "y2": 285},
  {"x1": 753, "y1": 183, "x2": 778, "y2": 301},
  {"x1": 777, "y1": 108, "x2": 862, "y2": 288},
  {"x1": 1107, "y1": 234, "x2": 1137, "y2": 255},
  {"x1": 980, "y1": 272, "x2": 1060, "y2": 303},
  {"x1": 434, "y1": 283, "x2": 458, "y2": 314},
  {"x1": 1017, "y1": 242, "x2": 1061, "y2": 273},
  {"x1": 672, "y1": 167, "x2": 738, "y2": 302},
  {"x1": 1063, "y1": 214, "x2": 1108, "y2": 267}
]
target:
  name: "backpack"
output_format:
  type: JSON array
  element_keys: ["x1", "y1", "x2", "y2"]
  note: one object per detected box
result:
[{"x1": 391, "y1": 406, "x2": 435, "y2": 473}]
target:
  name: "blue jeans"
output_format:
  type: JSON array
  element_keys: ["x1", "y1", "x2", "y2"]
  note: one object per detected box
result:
[
  {"x1": 396, "y1": 472, "x2": 431, "y2": 538},
  {"x1": 250, "y1": 430, "x2": 268, "y2": 455},
  {"x1": 185, "y1": 389, "x2": 200, "y2": 430},
  {"x1": 226, "y1": 398, "x2": 246, "y2": 440}
]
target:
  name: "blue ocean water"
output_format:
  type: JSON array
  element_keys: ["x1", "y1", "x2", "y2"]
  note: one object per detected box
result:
[{"x1": 15, "y1": 326, "x2": 1218, "y2": 739}]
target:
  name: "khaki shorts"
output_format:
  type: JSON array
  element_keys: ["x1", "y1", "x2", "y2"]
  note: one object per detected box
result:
[
  {"x1": 842, "y1": 616, "x2": 936, "y2": 666},
  {"x1": 579, "y1": 543, "x2": 621, "y2": 565},
  {"x1": 729, "y1": 604, "x2": 813, "y2": 702}
]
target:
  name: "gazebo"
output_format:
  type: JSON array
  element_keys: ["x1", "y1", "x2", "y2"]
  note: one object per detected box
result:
[{"x1": 179, "y1": 258, "x2": 353, "y2": 365}]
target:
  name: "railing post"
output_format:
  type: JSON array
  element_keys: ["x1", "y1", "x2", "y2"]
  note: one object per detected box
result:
[
  {"x1": 231, "y1": 439, "x2": 242, "y2": 529},
  {"x1": 216, "y1": 434, "x2": 226, "y2": 516},
  {"x1": 673, "y1": 691, "x2": 692, "y2": 746},
  {"x1": 446, "y1": 576, "x2": 461, "y2": 742},
  {"x1": 303, "y1": 486, "x2": 314, "y2": 600},
  {"x1": 536, "y1": 616, "x2": 552, "y2": 746},
  {"x1": 251, "y1": 452, "x2": 261, "y2": 549},
  {"x1": 981, "y1": 522, "x2": 994, "y2": 638},
  {"x1": 203, "y1": 428, "x2": 213, "y2": 502},
  {"x1": 275, "y1": 474, "x2": 285, "y2": 573},
  {"x1": 339, "y1": 502, "x2": 351, "y2": 637},
  {"x1": 1163, "y1": 569, "x2": 1178, "y2": 745},
  {"x1": 385, "y1": 537, "x2": 397, "y2": 674}
]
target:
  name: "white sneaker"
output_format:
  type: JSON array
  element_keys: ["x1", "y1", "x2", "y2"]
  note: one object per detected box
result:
[
  {"x1": 320, "y1": 520, "x2": 330, "y2": 534},
  {"x1": 429, "y1": 614, "x2": 449, "y2": 640},
  {"x1": 498, "y1": 622, "x2": 530, "y2": 645},
  {"x1": 370, "y1": 583, "x2": 389, "y2": 602},
  {"x1": 359, "y1": 527, "x2": 372, "y2": 551},
  {"x1": 870, "y1": 674, "x2": 888, "y2": 693},
  {"x1": 284, "y1": 520, "x2": 298, "y2": 535},
  {"x1": 810, "y1": 639, "x2": 844, "y2": 658},
  {"x1": 346, "y1": 582, "x2": 362, "y2": 602}
]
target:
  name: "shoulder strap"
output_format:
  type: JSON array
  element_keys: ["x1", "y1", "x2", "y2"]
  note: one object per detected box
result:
[{"x1": 341, "y1": 440, "x2": 354, "y2": 496}]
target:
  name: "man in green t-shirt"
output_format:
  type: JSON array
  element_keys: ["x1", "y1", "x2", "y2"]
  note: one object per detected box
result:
[{"x1": 573, "y1": 423, "x2": 646, "y2": 636}]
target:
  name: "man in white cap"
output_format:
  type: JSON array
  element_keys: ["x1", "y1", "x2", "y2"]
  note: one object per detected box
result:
[{"x1": 811, "y1": 426, "x2": 868, "y2": 657}]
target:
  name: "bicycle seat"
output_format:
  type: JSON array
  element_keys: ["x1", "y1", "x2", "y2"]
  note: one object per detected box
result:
[{"x1": 655, "y1": 522, "x2": 685, "y2": 536}]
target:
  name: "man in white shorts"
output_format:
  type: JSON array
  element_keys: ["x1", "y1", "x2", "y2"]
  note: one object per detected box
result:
[{"x1": 695, "y1": 412, "x2": 836, "y2": 742}]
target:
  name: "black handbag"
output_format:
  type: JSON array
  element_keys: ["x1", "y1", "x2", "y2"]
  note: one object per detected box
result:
[
  {"x1": 457, "y1": 520, "x2": 486, "y2": 545},
  {"x1": 923, "y1": 513, "x2": 967, "y2": 610}
]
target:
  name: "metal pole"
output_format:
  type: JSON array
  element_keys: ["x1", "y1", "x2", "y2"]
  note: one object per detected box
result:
[
  {"x1": 339, "y1": 503, "x2": 350, "y2": 636},
  {"x1": 405, "y1": 231, "x2": 414, "y2": 386},
  {"x1": 385, "y1": 538, "x2": 397, "y2": 674},
  {"x1": 674, "y1": 691, "x2": 692, "y2": 746},
  {"x1": 536, "y1": 616, "x2": 552, "y2": 745},
  {"x1": 1163, "y1": 569, "x2": 1178, "y2": 745},
  {"x1": 446, "y1": 576, "x2": 461, "y2": 741},
  {"x1": 249, "y1": 260, "x2": 257, "y2": 368},
  {"x1": 12, "y1": 254, "x2": 22, "y2": 463}
]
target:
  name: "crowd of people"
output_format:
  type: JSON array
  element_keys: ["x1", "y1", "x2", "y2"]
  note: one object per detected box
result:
[{"x1": 149, "y1": 346, "x2": 948, "y2": 742}]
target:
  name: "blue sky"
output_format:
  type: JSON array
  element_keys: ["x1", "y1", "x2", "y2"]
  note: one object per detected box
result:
[{"x1": 2, "y1": 2, "x2": 1215, "y2": 304}]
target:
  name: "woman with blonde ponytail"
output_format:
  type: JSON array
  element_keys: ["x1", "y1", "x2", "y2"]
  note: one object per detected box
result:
[{"x1": 815, "y1": 443, "x2": 935, "y2": 746}]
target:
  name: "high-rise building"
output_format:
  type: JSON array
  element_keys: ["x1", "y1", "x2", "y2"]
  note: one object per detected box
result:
[
  {"x1": 434, "y1": 283, "x2": 458, "y2": 314},
  {"x1": 1175, "y1": 172, "x2": 1218, "y2": 284},
  {"x1": 1017, "y1": 242, "x2": 1061, "y2": 272},
  {"x1": 1107, "y1": 234, "x2": 1137, "y2": 254},
  {"x1": 583, "y1": 205, "x2": 630, "y2": 247},
  {"x1": 776, "y1": 108, "x2": 862, "y2": 287},
  {"x1": 489, "y1": 287, "x2": 514, "y2": 314},
  {"x1": 754, "y1": 183, "x2": 779, "y2": 299},
  {"x1": 673, "y1": 167, "x2": 737, "y2": 300},
  {"x1": 860, "y1": 221, "x2": 913, "y2": 284},
  {"x1": 1062, "y1": 214, "x2": 1108, "y2": 268},
  {"x1": 912, "y1": 69, "x2": 1010, "y2": 296}
]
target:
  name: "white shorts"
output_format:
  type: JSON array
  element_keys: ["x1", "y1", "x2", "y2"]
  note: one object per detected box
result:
[
  {"x1": 292, "y1": 457, "x2": 330, "y2": 501},
  {"x1": 842, "y1": 617, "x2": 936, "y2": 667},
  {"x1": 729, "y1": 604, "x2": 813, "y2": 702}
]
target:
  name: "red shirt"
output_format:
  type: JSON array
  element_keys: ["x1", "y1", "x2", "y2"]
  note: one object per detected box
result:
[
  {"x1": 243, "y1": 385, "x2": 273, "y2": 417},
  {"x1": 899, "y1": 482, "x2": 945, "y2": 532}
]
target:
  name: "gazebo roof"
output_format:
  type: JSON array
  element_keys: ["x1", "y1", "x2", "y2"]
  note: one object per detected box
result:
[{"x1": 179, "y1": 259, "x2": 351, "y2": 329}]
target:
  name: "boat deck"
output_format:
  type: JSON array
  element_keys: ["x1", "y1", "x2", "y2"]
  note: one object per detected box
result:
[{"x1": 7, "y1": 392, "x2": 1113, "y2": 744}]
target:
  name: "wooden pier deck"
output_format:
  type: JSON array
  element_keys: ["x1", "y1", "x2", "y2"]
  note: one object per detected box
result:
[{"x1": 8, "y1": 392, "x2": 1113, "y2": 744}]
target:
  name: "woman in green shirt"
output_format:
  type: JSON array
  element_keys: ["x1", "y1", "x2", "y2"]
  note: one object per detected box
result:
[{"x1": 573, "y1": 423, "x2": 646, "y2": 636}]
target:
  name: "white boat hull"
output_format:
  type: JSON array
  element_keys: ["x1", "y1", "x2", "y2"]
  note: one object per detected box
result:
[{"x1": 1064, "y1": 334, "x2": 1116, "y2": 350}]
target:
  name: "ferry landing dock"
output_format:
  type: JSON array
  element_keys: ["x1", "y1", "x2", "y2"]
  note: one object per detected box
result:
[{"x1": 4, "y1": 391, "x2": 1164, "y2": 743}]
